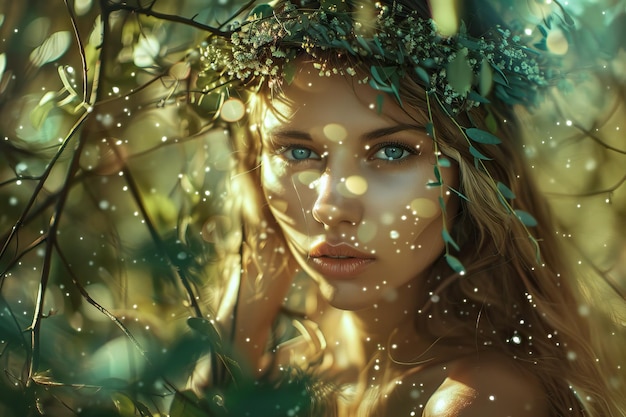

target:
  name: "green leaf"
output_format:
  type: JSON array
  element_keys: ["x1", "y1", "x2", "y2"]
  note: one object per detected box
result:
[
  {"x1": 370, "y1": 65, "x2": 389, "y2": 86},
  {"x1": 112, "y1": 393, "x2": 136, "y2": 417},
  {"x1": 515, "y1": 210, "x2": 538, "y2": 227},
  {"x1": 442, "y1": 229, "x2": 460, "y2": 251},
  {"x1": 284, "y1": 60, "x2": 297, "y2": 85},
  {"x1": 427, "y1": 181, "x2": 442, "y2": 187},
  {"x1": 529, "y1": 236, "x2": 542, "y2": 263},
  {"x1": 485, "y1": 111, "x2": 498, "y2": 134},
  {"x1": 426, "y1": 122, "x2": 434, "y2": 138},
  {"x1": 466, "y1": 128, "x2": 502, "y2": 144},
  {"x1": 446, "y1": 48, "x2": 472, "y2": 95},
  {"x1": 188, "y1": 317, "x2": 223, "y2": 351},
  {"x1": 469, "y1": 145, "x2": 492, "y2": 160},
  {"x1": 479, "y1": 58, "x2": 493, "y2": 97},
  {"x1": 369, "y1": 78, "x2": 393, "y2": 93},
  {"x1": 30, "y1": 100, "x2": 56, "y2": 130},
  {"x1": 376, "y1": 93, "x2": 384, "y2": 114},
  {"x1": 497, "y1": 182, "x2": 516, "y2": 199},
  {"x1": 29, "y1": 31, "x2": 71, "y2": 67},
  {"x1": 169, "y1": 390, "x2": 207, "y2": 417},
  {"x1": 445, "y1": 254, "x2": 466, "y2": 274},
  {"x1": 414, "y1": 66, "x2": 430, "y2": 85},
  {"x1": 438, "y1": 196, "x2": 446, "y2": 211},
  {"x1": 447, "y1": 186, "x2": 469, "y2": 201},
  {"x1": 356, "y1": 35, "x2": 373, "y2": 54},
  {"x1": 434, "y1": 165, "x2": 441, "y2": 182},
  {"x1": 438, "y1": 157, "x2": 451, "y2": 168},
  {"x1": 467, "y1": 91, "x2": 490, "y2": 104},
  {"x1": 248, "y1": 4, "x2": 273, "y2": 19}
]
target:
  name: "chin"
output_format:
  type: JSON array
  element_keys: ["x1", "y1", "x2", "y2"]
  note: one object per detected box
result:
[{"x1": 322, "y1": 281, "x2": 383, "y2": 311}]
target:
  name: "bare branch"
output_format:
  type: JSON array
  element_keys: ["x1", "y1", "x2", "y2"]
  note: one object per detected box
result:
[
  {"x1": 104, "y1": 136, "x2": 203, "y2": 318},
  {"x1": 102, "y1": 0, "x2": 231, "y2": 36}
]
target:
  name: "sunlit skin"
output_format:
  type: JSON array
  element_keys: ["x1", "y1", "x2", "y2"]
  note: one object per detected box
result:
[{"x1": 261, "y1": 66, "x2": 459, "y2": 316}]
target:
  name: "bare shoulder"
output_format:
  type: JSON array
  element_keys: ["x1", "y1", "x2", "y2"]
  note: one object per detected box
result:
[{"x1": 423, "y1": 351, "x2": 549, "y2": 417}]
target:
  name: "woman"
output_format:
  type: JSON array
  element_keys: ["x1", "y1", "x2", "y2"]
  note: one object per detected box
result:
[{"x1": 192, "y1": 0, "x2": 625, "y2": 415}]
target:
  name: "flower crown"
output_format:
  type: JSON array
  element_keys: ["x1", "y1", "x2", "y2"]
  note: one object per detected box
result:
[
  {"x1": 199, "y1": 1, "x2": 550, "y2": 113},
  {"x1": 196, "y1": 0, "x2": 560, "y2": 273}
]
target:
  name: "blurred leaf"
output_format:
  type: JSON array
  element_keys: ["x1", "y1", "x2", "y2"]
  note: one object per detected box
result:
[
  {"x1": 497, "y1": 182, "x2": 516, "y2": 200},
  {"x1": 188, "y1": 318, "x2": 223, "y2": 352},
  {"x1": 467, "y1": 91, "x2": 490, "y2": 104},
  {"x1": 515, "y1": 210, "x2": 538, "y2": 227},
  {"x1": 469, "y1": 145, "x2": 491, "y2": 160},
  {"x1": 0, "y1": 53, "x2": 5, "y2": 78},
  {"x1": 284, "y1": 60, "x2": 297, "y2": 85},
  {"x1": 29, "y1": 31, "x2": 71, "y2": 67},
  {"x1": 426, "y1": 122, "x2": 434, "y2": 137},
  {"x1": 375, "y1": 93, "x2": 384, "y2": 114},
  {"x1": 442, "y1": 229, "x2": 460, "y2": 251},
  {"x1": 30, "y1": 99, "x2": 56, "y2": 130},
  {"x1": 446, "y1": 48, "x2": 472, "y2": 95},
  {"x1": 248, "y1": 4, "x2": 273, "y2": 19},
  {"x1": 434, "y1": 165, "x2": 442, "y2": 182},
  {"x1": 170, "y1": 390, "x2": 209, "y2": 417},
  {"x1": 355, "y1": 35, "x2": 373, "y2": 54},
  {"x1": 112, "y1": 392, "x2": 136, "y2": 417},
  {"x1": 447, "y1": 186, "x2": 469, "y2": 201},
  {"x1": 484, "y1": 110, "x2": 498, "y2": 134},
  {"x1": 445, "y1": 254, "x2": 465, "y2": 274},
  {"x1": 478, "y1": 59, "x2": 493, "y2": 97},
  {"x1": 414, "y1": 66, "x2": 430, "y2": 85},
  {"x1": 466, "y1": 128, "x2": 502, "y2": 144}
]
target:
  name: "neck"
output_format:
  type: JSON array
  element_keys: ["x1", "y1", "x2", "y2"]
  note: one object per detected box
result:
[{"x1": 350, "y1": 277, "x2": 434, "y2": 365}]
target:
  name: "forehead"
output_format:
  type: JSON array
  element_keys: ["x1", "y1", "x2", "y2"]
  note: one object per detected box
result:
[{"x1": 261, "y1": 62, "x2": 427, "y2": 133}]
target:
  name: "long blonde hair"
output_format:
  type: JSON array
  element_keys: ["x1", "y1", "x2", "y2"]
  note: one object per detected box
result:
[{"x1": 220, "y1": 1, "x2": 625, "y2": 416}]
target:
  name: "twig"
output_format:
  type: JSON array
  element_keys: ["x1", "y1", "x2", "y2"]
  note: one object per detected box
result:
[
  {"x1": 26, "y1": 111, "x2": 92, "y2": 385},
  {"x1": 104, "y1": 136, "x2": 203, "y2": 318},
  {"x1": 103, "y1": 0, "x2": 231, "y2": 36},
  {"x1": 63, "y1": 0, "x2": 89, "y2": 105},
  {"x1": 53, "y1": 241, "x2": 149, "y2": 361}
]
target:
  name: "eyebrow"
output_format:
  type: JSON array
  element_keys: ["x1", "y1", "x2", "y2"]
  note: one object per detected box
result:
[{"x1": 270, "y1": 123, "x2": 427, "y2": 141}]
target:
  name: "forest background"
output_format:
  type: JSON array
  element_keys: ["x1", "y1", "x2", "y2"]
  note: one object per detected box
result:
[{"x1": 1, "y1": 0, "x2": 625, "y2": 416}]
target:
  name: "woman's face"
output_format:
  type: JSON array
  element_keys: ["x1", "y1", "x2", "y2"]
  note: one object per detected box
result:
[{"x1": 260, "y1": 65, "x2": 459, "y2": 310}]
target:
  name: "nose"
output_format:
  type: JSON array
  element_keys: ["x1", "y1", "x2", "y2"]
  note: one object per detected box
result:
[{"x1": 311, "y1": 171, "x2": 364, "y2": 227}]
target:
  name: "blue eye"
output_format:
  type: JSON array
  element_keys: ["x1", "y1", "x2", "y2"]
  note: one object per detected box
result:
[
  {"x1": 283, "y1": 147, "x2": 320, "y2": 161},
  {"x1": 373, "y1": 145, "x2": 412, "y2": 161}
]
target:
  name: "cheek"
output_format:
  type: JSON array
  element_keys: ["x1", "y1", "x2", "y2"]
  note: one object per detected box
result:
[{"x1": 261, "y1": 155, "x2": 320, "y2": 221}]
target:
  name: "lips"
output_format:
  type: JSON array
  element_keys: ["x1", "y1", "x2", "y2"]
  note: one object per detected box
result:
[{"x1": 309, "y1": 242, "x2": 376, "y2": 278}]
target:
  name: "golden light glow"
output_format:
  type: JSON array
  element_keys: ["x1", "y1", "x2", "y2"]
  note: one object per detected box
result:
[
  {"x1": 429, "y1": 0, "x2": 460, "y2": 36},
  {"x1": 410, "y1": 198, "x2": 438, "y2": 218},
  {"x1": 220, "y1": 97, "x2": 246, "y2": 122}
]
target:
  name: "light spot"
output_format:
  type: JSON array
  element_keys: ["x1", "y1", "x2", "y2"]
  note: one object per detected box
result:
[
  {"x1": 220, "y1": 98, "x2": 246, "y2": 122},
  {"x1": 546, "y1": 29, "x2": 569, "y2": 55},
  {"x1": 357, "y1": 221, "x2": 377, "y2": 243},
  {"x1": 296, "y1": 170, "x2": 320, "y2": 187},
  {"x1": 390, "y1": 230, "x2": 400, "y2": 239},
  {"x1": 410, "y1": 198, "x2": 438, "y2": 218},
  {"x1": 345, "y1": 175, "x2": 368, "y2": 195},
  {"x1": 380, "y1": 212, "x2": 395, "y2": 225},
  {"x1": 323, "y1": 123, "x2": 348, "y2": 142}
]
